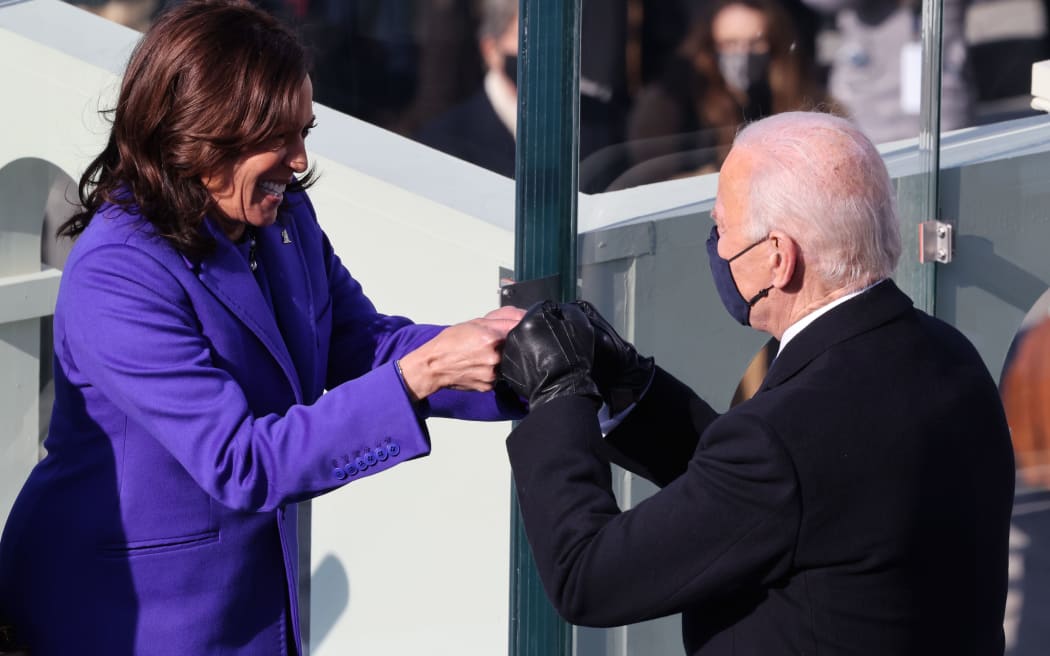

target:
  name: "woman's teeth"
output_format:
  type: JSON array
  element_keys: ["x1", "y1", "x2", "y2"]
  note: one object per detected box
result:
[{"x1": 258, "y1": 180, "x2": 286, "y2": 197}]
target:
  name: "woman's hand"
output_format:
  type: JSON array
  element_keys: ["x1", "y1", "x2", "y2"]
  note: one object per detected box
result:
[{"x1": 397, "y1": 306, "x2": 526, "y2": 401}]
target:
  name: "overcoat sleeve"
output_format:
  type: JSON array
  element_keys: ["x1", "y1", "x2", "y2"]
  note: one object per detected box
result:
[
  {"x1": 60, "y1": 243, "x2": 437, "y2": 512},
  {"x1": 601, "y1": 366, "x2": 720, "y2": 487},
  {"x1": 505, "y1": 390, "x2": 800, "y2": 627},
  {"x1": 58, "y1": 228, "x2": 513, "y2": 515}
]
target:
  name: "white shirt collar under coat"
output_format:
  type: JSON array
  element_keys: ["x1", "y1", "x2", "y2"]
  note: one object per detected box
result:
[
  {"x1": 776, "y1": 279, "x2": 886, "y2": 357},
  {"x1": 484, "y1": 70, "x2": 518, "y2": 140}
]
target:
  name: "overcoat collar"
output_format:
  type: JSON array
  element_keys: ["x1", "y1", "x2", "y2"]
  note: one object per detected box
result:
[
  {"x1": 758, "y1": 279, "x2": 914, "y2": 393},
  {"x1": 194, "y1": 216, "x2": 306, "y2": 403}
]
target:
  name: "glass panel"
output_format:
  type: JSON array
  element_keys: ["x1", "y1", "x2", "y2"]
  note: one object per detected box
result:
[
  {"x1": 575, "y1": 117, "x2": 1050, "y2": 655},
  {"x1": 584, "y1": 0, "x2": 829, "y2": 191},
  {"x1": 965, "y1": 0, "x2": 1047, "y2": 127},
  {"x1": 932, "y1": 137, "x2": 1050, "y2": 655},
  {"x1": 940, "y1": 2, "x2": 1050, "y2": 652},
  {"x1": 70, "y1": 1, "x2": 502, "y2": 170},
  {"x1": 1001, "y1": 292, "x2": 1050, "y2": 656},
  {"x1": 73, "y1": 0, "x2": 935, "y2": 189}
]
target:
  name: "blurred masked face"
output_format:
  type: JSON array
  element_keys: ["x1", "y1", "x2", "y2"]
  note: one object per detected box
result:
[
  {"x1": 203, "y1": 76, "x2": 316, "y2": 239},
  {"x1": 712, "y1": 4, "x2": 770, "y2": 93},
  {"x1": 482, "y1": 13, "x2": 520, "y2": 89}
]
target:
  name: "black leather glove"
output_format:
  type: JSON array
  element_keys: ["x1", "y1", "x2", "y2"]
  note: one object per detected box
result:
[
  {"x1": 573, "y1": 299, "x2": 655, "y2": 415},
  {"x1": 500, "y1": 300, "x2": 602, "y2": 409}
]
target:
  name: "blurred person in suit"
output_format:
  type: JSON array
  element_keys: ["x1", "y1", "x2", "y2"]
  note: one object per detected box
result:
[
  {"x1": 801, "y1": 0, "x2": 973, "y2": 143},
  {"x1": 415, "y1": 0, "x2": 518, "y2": 177},
  {"x1": 416, "y1": 0, "x2": 630, "y2": 190},
  {"x1": 499, "y1": 111, "x2": 1014, "y2": 654}
]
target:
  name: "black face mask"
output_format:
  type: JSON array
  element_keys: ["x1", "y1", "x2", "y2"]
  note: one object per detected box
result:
[
  {"x1": 706, "y1": 225, "x2": 773, "y2": 326},
  {"x1": 717, "y1": 51, "x2": 770, "y2": 94},
  {"x1": 503, "y1": 54, "x2": 518, "y2": 87}
]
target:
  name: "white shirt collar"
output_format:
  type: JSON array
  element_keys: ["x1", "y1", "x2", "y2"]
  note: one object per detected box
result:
[
  {"x1": 484, "y1": 70, "x2": 517, "y2": 140},
  {"x1": 776, "y1": 279, "x2": 886, "y2": 357}
]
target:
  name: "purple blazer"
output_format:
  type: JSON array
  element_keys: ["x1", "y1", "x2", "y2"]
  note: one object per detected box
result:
[{"x1": 0, "y1": 190, "x2": 518, "y2": 655}]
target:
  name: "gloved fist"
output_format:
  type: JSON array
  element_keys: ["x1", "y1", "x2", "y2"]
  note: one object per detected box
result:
[
  {"x1": 499, "y1": 300, "x2": 602, "y2": 409},
  {"x1": 573, "y1": 300, "x2": 655, "y2": 415}
]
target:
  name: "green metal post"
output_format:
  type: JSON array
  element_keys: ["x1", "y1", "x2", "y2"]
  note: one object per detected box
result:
[{"x1": 508, "y1": 0, "x2": 581, "y2": 655}]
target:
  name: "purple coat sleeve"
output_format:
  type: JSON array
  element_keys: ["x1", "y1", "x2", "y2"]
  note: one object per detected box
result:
[
  {"x1": 59, "y1": 244, "x2": 434, "y2": 512},
  {"x1": 54, "y1": 189, "x2": 519, "y2": 514}
]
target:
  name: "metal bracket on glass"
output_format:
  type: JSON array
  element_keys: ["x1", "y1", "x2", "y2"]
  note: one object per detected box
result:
[
  {"x1": 1031, "y1": 59, "x2": 1050, "y2": 112},
  {"x1": 919, "y1": 220, "x2": 953, "y2": 264},
  {"x1": 498, "y1": 270, "x2": 562, "y2": 309}
]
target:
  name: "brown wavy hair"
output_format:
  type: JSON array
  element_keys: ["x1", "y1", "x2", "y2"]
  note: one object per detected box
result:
[
  {"x1": 60, "y1": 0, "x2": 315, "y2": 259},
  {"x1": 679, "y1": 0, "x2": 829, "y2": 161}
]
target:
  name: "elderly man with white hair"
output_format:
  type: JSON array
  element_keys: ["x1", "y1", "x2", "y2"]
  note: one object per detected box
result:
[{"x1": 499, "y1": 111, "x2": 1015, "y2": 655}]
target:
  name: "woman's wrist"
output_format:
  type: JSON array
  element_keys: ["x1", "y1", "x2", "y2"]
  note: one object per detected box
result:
[
  {"x1": 393, "y1": 359, "x2": 413, "y2": 401},
  {"x1": 395, "y1": 351, "x2": 437, "y2": 402}
]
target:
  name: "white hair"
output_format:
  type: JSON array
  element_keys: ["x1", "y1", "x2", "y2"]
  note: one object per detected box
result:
[
  {"x1": 477, "y1": 0, "x2": 518, "y2": 41},
  {"x1": 733, "y1": 111, "x2": 902, "y2": 291}
]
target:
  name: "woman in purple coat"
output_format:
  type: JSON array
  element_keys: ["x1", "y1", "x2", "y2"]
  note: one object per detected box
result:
[{"x1": 0, "y1": 2, "x2": 523, "y2": 653}]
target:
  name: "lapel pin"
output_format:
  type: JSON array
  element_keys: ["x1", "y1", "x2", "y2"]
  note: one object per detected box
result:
[{"x1": 281, "y1": 229, "x2": 292, "y2": 244}]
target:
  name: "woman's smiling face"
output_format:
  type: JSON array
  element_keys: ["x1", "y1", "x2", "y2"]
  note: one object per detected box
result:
[{"x1": 204, "y1": 75, "x2": 315, "y2": 240}]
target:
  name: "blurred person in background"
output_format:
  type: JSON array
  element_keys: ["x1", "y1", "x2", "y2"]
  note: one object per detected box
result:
[
  {"x1": 289, "y1": 0, "x2": 421, "y2": 130},
  {"x1": 415, "y1": 0, "x2": 630, "y2": 192},
  {"x1": 0, "y1": 2, "x2": 524, "y2": 654},
  {"x1": 802, "y1": 0, "x2": 973, "y2": 143},
  {"x1": 396, "y1": 0, "x2": 487, "y2": 136},
  {"x1": 415, "y1": 0, "x2": 630, "y2": 190},
  {"x1": 1002, "y1": 315, "x2": 1050, "y2": 489},
  {"x1": 999, "y1": 307, "x2": 1050, "y2": 655},
  {"x1": 618, "y1": 0, "x2": 829, "y2": 188},
  {"x1": 415, "y1": 0, "x2": 520, "y2": 178},
  {"x1": 635, "y1": 0, "x2": 821, "y2": 91},
  {"x1": 70, "y1": 0, "x2": 160, "y2": 31}
]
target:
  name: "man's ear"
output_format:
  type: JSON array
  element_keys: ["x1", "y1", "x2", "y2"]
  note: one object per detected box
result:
[
  {"x1": 479, "y1": 36, "x2": 500, "y2": 72},
  {"x1": 767, "y1": 230, "x2": 800, "y2": 291}
]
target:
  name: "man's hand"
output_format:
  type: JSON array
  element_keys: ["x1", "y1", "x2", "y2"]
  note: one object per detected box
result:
[
  {"x1": 573, "y1": 300, "x2": 654, "y2": 415},
  {"x1": 500, "y1": 301, "x2": 601, "y2": 409}
]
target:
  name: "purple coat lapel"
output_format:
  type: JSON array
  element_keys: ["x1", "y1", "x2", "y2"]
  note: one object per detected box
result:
[
  {"x1": 197, "y1": 217, "x2": 304, "y2": 403},
  {"x1": 258, "y1": 216, "x2": 324, "y2": 401}
]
